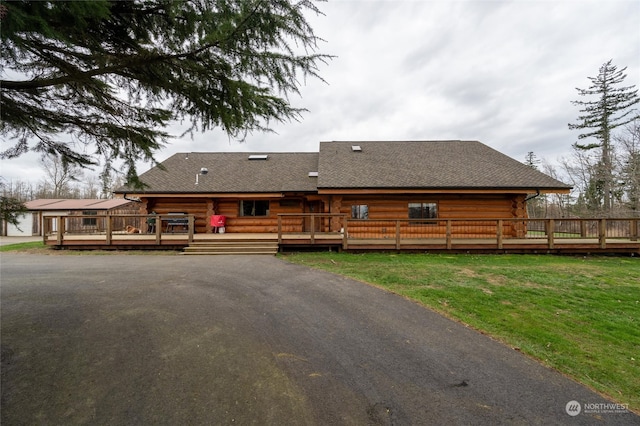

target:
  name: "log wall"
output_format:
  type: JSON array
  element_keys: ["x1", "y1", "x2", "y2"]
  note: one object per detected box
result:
[
  {"x1": 143, "y1": 198, "x2": 210, "y2": 233},
  {"x1": 142, "y1": 194, "x2": 527, "y2": 235},
  {"x1": 144, "y1": 197, "x2": 308, "y2": 233},
  {"x1": 220, "y1": 199, "x2": 308, "y2": 233},
  {"x1": 334, "y1": 195, "x2": 523, "y2": 218},
  {"x1": 337, "y1": 194, "x2": 527, "y2": 238}
]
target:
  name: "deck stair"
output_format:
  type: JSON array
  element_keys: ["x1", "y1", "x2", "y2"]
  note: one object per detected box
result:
[{"x1": 183, "y1": 238, "x2": 279, "y2": 255}]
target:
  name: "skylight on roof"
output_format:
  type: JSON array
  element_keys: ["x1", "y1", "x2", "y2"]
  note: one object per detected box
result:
[
  {"x1": 308, "y1": 171, "x2": 318, "y2": 177},
  {"x1": 351, "y1": 145, "x2": 362, "y2": 152},
  {"x1": 248, "y1": 154, "x2": 269, "y2": 160}
]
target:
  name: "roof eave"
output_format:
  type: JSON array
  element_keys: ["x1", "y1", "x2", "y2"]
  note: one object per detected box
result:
[
  {"x1": 317, "y1": 186, "x2": 572, "y2": 194},
  {"x1": 117, "y1": 191, "x2": 316, "y2": 198}
]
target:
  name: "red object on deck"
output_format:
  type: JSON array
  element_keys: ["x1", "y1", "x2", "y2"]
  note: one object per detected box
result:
[{"x1": 210, "y1": 215, "x2": 226, "y2": 231}]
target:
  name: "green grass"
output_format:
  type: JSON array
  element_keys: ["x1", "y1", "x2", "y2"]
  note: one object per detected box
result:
[
  {"x1": 527, "y1": 231, "x2": 582, "y2": 237},
  {"x1": 281, "y1": 252, "x2": 640, "y2": 412},
  {"x1": 0, "y1": 241, "x2": 46, "y2": 252}
]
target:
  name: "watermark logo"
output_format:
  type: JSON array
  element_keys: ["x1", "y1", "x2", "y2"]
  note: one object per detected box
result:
[
  {"x1": 566, "y1": 400, "x2": 581, "y2": 417},
  {"x1": 566, "y1": 400, "x2": 630, "y2": 416}
]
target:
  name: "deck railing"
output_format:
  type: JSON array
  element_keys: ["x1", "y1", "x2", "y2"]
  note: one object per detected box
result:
[
  {"x1": 41, "y1": 213, "x2": 639, "y2": 252},
  {"x1": 277, "y1": 213, "x2": 347, "y2": 244},
  {"x1": 277, "y1": 215, "x2": 640, "y2": 251},
  {"x1": 42, "y1": 214, "x2": 195, "y2": 245},
  {"x1": 349, "y1": 218, "x2": 639, "y2": 249}
]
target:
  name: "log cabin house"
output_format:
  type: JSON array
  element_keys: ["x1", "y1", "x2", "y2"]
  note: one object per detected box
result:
[{"x1": 114, "y1": 140, "x2": 572, "y2": 240}]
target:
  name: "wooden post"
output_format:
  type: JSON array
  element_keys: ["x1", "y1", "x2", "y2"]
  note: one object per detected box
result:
[
  {"x1": 547, "y1": 219, "x2": 554, "y2": 249},
  {"x1": 277, "y1": 216, "x2": 282, "y2": 244},
  {"x1": 580, "y1": 220, "x2": 587, "y2": 238},
  {"x1": 395, "y1": 220, "x2": 401, "y2": 250},
  {"x1": 630, "y1": 219, "x2": 638, "y2": 242},
  {"x1": 331, "y1": 196, "x2": 343, "y2": 232},
  {"x1": 41, "y1": 215, "x2": 47, "y2": 244},
  {"x1": 106, "y1": 214, "x2": 112, "y2": 245},
  {"x1": 497, "y1": 219, "x2": 503, "y2": 249},
  {"x1": 206, "y1": 199, "x2": 214, "y2": 234},
  {"x1": 343, "y1": 221, "x2": 348, "y2": 250},
  {"x1": 446, "y1": 220, "x2": 452, "y2": 250},
  {"x1": 155, "y1": 214, "x2": 161, "y2": 245},
  {"x1": 188, "y1": 215, "x2": 194, "y2": 243},
  {"x1": 599, "y1": 219, "x2": 607, "y2": 249},
  {"x1": 310, "y1": 214, "x2": 315, "y2": 244},
  {"x1": 57, "y1": 216, "x2": 64, "y2": 245}
]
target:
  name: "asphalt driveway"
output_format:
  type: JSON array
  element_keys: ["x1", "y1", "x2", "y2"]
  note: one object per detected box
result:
[{"x1": 1, "y1": 254, "x2": 637, "y2": 425}]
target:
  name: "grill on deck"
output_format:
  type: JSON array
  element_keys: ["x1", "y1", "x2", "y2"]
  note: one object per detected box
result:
[{"x1": 164, "y1": 213, "x2": 188, "y2": 232}]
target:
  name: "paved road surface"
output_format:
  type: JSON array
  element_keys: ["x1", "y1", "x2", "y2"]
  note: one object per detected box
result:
[{"x1": 1, "y1": 254, "x2": 637, "y2": 425}]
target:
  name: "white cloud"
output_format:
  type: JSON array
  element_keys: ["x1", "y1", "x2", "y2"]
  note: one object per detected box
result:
[{"x1": 2, "y1": 0, "x2": 639, "y2": 185}]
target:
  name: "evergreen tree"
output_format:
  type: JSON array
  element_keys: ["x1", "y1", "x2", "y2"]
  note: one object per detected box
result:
[
  {"x1": 0, "y1": 0, "x2": 330, "y2": 186},
  {"x1": 524, "y1": 151, "x2": 540, "y2": 169},
  {"x1": 0, "y1": 179, "x2": 28, "y2": 228},
  {"x1": 523, "y1": 152, "x2": 544, "y2": 217},
  {"x1": 568, "y1": 60, "x2": 639, "y2": 213}
]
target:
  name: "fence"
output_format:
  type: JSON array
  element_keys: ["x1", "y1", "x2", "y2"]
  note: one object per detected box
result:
[
  {"x1": 277, "y1": 215, "x2": 640, "y2": 251},
  {"x1": 41, "y1": 214, "x2": 639, "y2": 252},
  {"x1": 42, "y1": 214, "x2": 195, "y2": 245},
  {"x1": 277, "y1": 213, "x2": 346, "y2": 244}
]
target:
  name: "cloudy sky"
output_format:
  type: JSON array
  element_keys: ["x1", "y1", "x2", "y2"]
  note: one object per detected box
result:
[{"x1": 2, "y1": 0, "x2": 639, "y2": 185}]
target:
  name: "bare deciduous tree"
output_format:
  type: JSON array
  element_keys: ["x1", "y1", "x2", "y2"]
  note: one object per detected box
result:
[
  {"x1": 616, "y1": 120, "x2": 640, "y2": 215},
  {"x1": 40, "y1": 156, "x2": 83, "y2": 198}
]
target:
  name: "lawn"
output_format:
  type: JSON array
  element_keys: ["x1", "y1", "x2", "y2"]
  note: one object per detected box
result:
[
  {"x1": 0, "y1": 241, "x2": 46, "y2": 252},
  {"x1": 282, "y1": 252, "x2": 640, "y2": 413}
]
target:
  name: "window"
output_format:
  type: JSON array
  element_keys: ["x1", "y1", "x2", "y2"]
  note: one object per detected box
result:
[
  {"x1": 409, "y1": 203, "x2": 437, "y2": 222},
  {"x1": 82, "y1": 211, "x2": 97, "y2": 226},
  {"x1": 351, "y1": 204, "x2": 369, "y2": 219},
  {"x1": 240, "y1": 200, "x2": 269, "y2": 217}
]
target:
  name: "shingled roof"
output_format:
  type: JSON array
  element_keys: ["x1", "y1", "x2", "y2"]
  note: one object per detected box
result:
[
  {"x1": 124, "y1": 152, "x2": 319, "y2": 193},
  {"x1": 25, "y1": 198, "x2": 135, "y2": 210},
  {"x1": 317, "y1": 141, "x2": 571, "y2": 191},
  {"x1": 117, "y1": 141, "x2": 571, "y2": 194}
]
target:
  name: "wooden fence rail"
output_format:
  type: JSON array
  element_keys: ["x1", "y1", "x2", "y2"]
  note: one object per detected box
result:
[
  {"x1": 42, "y1": 214, "x2": 195, "y2": 246},
  {"x1": 278, "y1": 215, "x2": 640, "y2": 251},
  {"x1": 41, "y1": 214, "x2": 639, "y2": 253}
]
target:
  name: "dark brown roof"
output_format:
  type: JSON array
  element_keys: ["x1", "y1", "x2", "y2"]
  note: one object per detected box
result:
[
  {"x1": 25, "y1": 199, "x2": 135, "y2": 211},
  {"x1": 317, "y1": 141, "x2": 571, "y2": 190},
  {"x1": 123, "y1": 152, "x2": 319, "y2": 193},
  {"x1": 116, "y1": 141, "x2": 571, "y2": 194}
]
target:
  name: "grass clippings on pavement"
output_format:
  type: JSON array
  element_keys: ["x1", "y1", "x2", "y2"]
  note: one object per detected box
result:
[
  {"x1": 0, "y1": 241, "x2": 180, "y2": 255},
  {"x1": 282, "y1": 252, "x2": 640, "y2": 413}
]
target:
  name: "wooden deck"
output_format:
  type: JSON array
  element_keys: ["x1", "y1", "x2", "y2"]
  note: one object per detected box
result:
[
  {"x1": 41, "y1": 215, "x2": 640, "y2": 254},
  {"x1": 42, "y1": 232, "x2": 640, "y2": 254},
  {"x1": 341, "y1": 237, "x2": 640, "y2": 254}
]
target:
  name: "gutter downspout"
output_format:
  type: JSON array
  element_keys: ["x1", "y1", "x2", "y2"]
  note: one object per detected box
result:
[
  {"x1": 524, "y1": 190, "x2": 541, "y2": 219},
  {"x1": 525, "y1": 189, "x2": 540, "y2": 202},
  {"x1": 122, "y1": 193, "x2": 142, "y2": 203}
]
